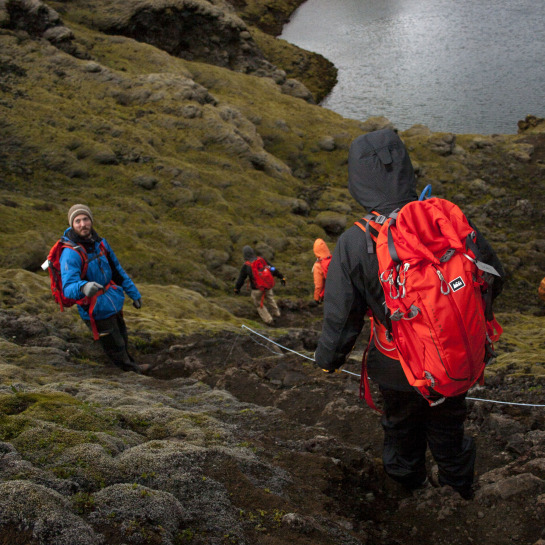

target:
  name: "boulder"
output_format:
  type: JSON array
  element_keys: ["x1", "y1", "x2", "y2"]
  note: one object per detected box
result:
[
  {"x1": 281, "y1": 78, "x2": 315, "y2": 103},
  {"x1": 315, "y1": 211, "x2": 347, "y2": 236},
  {"x1": 428, "y1": 133, "x2": 456, "y2": 156},
  {"x1": 476, "y1": 473, "x2": 545, "y2": 500},
  {"x1": 1, "y1": 0, "x2": 75, "y2": 51}
]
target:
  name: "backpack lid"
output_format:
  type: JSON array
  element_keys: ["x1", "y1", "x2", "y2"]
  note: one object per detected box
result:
[{"x1": 348, "y1": 129, "x2": 417, "y2": 214}]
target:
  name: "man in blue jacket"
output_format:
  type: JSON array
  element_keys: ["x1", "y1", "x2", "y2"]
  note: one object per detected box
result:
[{"x1": 61, "y1": 204, "x2": 150, "y2": 373}]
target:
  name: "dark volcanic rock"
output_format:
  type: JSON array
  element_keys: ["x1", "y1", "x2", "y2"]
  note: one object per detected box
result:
[{"x1": 104, "y1": 0, "x2": 282, "y2": 78}]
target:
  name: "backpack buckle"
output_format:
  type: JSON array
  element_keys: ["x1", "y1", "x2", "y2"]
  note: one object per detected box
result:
[{"x1": 374, "y1": 215, "x2": 387, "y2": 225}]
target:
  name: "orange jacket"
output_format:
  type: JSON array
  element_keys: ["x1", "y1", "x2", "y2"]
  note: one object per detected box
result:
[
  {"x1": 312, "y1": 238, "x2": 331, "y2": 301},
  {"x1": 539, "y1": 277, "x2": 545, "y2": 302}
]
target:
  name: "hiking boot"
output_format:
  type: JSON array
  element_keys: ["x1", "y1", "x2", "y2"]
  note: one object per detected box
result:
[
  {"x1": 455, "y1": 486, "x2": 475, "y2": 500},
  {"x1": 123, "y1": 362, "x2": 152, "y2": 374},
  {"x1": 134, "y1": 363, "x2": 152, "y2": 374},
  {"x1": 429, "y1": 465, "x2": 440, "y2": 488}
]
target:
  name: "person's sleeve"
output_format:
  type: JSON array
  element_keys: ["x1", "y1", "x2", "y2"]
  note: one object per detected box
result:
[
  {"x1": 315, "y1": 234, "x2": 368, "y2": 371},
  {"x1": 104, "y1": 241, "x2": 141, "y2": 301},
  {"x1": 59, "y1": 248, "x2": 87, "y2": 300},
  {"x1": 313, "y1": 263, "x2": 324, "y2": 301},
  {"x1": 235, "y1": 265, "x2": 248, "y2": 291},
  {"x1": 269, "y1": 264, "x2": 284, "y2": 279}
]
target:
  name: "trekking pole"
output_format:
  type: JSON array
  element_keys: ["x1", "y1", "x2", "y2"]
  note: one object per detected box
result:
[{"x1": 241, "y1": 324, "x2": 360, "y2": 377}]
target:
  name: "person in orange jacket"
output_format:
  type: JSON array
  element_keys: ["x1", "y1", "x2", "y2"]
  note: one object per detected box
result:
[{"x1": 312, "y1": 238, "x2": 332, "y2": 304}]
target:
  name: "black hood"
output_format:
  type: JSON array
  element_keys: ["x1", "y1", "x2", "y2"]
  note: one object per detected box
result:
[{"x1": 348, "y1": 129, "x2": 417, "y2": 214}]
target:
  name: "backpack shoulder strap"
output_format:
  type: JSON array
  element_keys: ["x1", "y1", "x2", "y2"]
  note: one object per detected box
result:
[
  {"x1": 355, "y1": 214, "x2": 395, "y2": 343},
  {"x1": 355, "y1": 212, "x2": 388, "y2": 254},
  {"x1": 60, "y1": 241, "x2": 89, "y2": 278}
]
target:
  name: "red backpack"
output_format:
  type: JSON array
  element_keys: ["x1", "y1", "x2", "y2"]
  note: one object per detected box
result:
[
  {"x1": 246, "y1": 256, "x2": 275, "y2": 306},
  {"x1": 316, "y1": 255, "x2": 331, "y2": 300},
  {"x1": 42, "y1": 239, "x2": 108, "y2": 340},
  {"x1": 356, "y1": 198, "x2": 502, "y2": 407},
  {"x1": 318, "y1": 255, "x2": 331, "y2": 279}
]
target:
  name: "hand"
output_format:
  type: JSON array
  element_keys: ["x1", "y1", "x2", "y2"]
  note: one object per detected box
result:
[
  {"x1": 234, "y1": 288, "x2": 240, "y2": 295},
  {"x1": 82, "y1": 281, "x2": 103, "y2": 297},
  {"x1": 132, "y1": 299, "x2": 142, "y2": 309},
  {"x1": 281, "y1": 277, "x2": 286, "y2": 286}
]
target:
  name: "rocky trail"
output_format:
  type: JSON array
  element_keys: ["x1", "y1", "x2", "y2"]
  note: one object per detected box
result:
[
  {"x1": 1, "y1": 297, "x2": 545, "y2": 545},
  {"x1": 136, "y1": 302, "x2": 545, "y2": 545}
]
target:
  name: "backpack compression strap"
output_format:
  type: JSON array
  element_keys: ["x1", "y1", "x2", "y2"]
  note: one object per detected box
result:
[{"x1": 358, "y1": 314, "x2": 383, "y2": 414}]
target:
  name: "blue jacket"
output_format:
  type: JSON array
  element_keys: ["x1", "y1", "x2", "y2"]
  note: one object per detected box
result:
[{"x1": 59, "y1": 228, "x2": 141, "y2": 321}]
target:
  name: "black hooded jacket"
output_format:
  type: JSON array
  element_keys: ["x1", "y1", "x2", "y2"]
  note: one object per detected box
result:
[{"x1": 315, "y1": 129, "x2": 505, "y2": 390}]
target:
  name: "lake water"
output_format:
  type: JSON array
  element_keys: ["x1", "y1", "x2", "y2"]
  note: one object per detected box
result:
[{"x1": 280, "y1": 0, "x2": 545, "y2": 134}]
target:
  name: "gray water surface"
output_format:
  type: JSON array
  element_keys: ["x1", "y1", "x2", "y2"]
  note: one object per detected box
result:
[{"x1": 280, "y1": 0, "x2": 545, "y2": 134}]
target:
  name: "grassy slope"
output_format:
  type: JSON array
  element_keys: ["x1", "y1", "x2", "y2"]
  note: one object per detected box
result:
[
  {"x1": 1, "y1": 1, "x2": 545, "y2": 345},
  {"x1": 0, "y1": 21, "x2": 362, "y2": 299}
]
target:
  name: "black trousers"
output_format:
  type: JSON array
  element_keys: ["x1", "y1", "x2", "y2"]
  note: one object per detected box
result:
[
  {"x1": 379, "y1": 386, "x2": 476, "y2": 495},
  {"x1": 85, "y1": 313, "x2": 135, "y2": 371}
]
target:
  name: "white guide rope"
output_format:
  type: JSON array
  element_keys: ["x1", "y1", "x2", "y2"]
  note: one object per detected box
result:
[
  {"x1": 241, "y1": 324, "x2": 545, "y2": 407},
  {"x1": 241, "y1": 324, "x2": 360, "y2": 377}
]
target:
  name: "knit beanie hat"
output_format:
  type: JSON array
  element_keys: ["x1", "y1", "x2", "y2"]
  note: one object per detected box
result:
[
  {"x1": 68, "y1": 204, "x2": 93, "y2": 227},
  {"x1": 242, "y1": 245, "x2": 256, "y2": 261}
]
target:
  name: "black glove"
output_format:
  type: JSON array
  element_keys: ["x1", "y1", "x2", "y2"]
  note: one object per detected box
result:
[
  {"x1": 82, "y1": 281, "x2": 103, "y2": 297},
  {"x1": 132, "y1": 299, "x2": 142, "y2": 309},
  {"x1": 234, "y1": 288, "x2": 240, "y2": 295},
  {"x1": 281, "y1": 277, "x2": 286, "y2": 286}
]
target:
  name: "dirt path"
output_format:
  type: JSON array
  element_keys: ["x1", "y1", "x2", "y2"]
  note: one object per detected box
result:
[{"x1": 144, "y1": 303, "x2": 545, "y2": 545}]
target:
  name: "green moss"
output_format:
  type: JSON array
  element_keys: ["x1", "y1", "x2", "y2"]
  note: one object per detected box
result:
[
  {"x1": 232, "y1": 0, "x2": 304, "y2": 35},
  {"x1": 487, "y1": 313, "x2": 545, "y2": 378},
  {"x1": 13, "y1": 426, "x2": 96, "y2": 465},
  {"x1": 0, "y1": 414, "x2": 32, "y2": 441},
  {"x1": 72, "y1": 492, "x2": 96, "y2": 514},
  {"x1": 0, "y1": 391, "x2": 120, "y2": 432}
]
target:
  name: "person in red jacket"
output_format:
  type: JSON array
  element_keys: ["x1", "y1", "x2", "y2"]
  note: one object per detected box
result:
[{"x1": 312, "y1": 238, "x2": 332, "y2": 304}]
